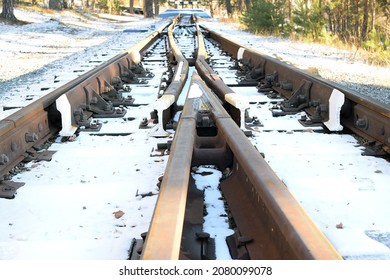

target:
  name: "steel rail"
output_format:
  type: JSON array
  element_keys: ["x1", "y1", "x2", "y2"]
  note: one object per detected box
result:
[
  {"x1": 200, "y1": 26, "x2": 390, "y2": 153},
  {"x1": 140, "y1": 22, "x2": 342, "y2": 259},
  {"x1": 193, "y1": 24, "x2": 342, "y2": 259},
  {"x1": 149, "y1": 18, "x2": 190, "y2": 137},
  {"x1": 194, "y1": 23, "x2": 242, "y2": 128},
  {"x1": 141, "y1": 68, "x2": 342, "y2": 259},
  {"x1": 1, "y1": 17, "x2": 374, "y2": 259},
  {"x1": 195, "y1": 72, "x2": 341, "y2": 260},
  {"x1": 195, "y1": 24, "x2": 235, "y2": 101},
  {"x1": 0, "y1": 23, "x2": 169, "y2": 185},
  {"x1": 140, "y1": 18, "x2": 194, "y2": 260},
  {"x1": 140, "y1": 86, "x2": 196, "y2": 260}
]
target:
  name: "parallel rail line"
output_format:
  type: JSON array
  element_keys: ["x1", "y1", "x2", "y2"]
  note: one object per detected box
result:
[
  {"x1": 0, "y1": 15, "x2": 388, "y2": 259},
  {"x1": 202, "y1": 26, "x2": 390, "y2": 155}
]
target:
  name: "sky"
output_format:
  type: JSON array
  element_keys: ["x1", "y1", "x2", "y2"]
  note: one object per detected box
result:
[{"x1": 0, "y1": 7, "x2": 389, "y2": 261}]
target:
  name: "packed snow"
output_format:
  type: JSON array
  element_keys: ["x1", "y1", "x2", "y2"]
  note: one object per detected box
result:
[{"x1": 0, "y1": 7, "x2": 389, "y2": 263}]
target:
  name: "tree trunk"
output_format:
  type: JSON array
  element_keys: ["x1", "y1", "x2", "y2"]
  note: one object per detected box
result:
[
  {"x1": 361, "y1": 0, "x2": 368, "y2": 41},
  {"x1": 237, "y1": 0, "x2": 242, "y2": 12},
  {"x1": 107, "y1": 0, "x2": 112, "y2": 14},
  {"x1": 342, "y1": 0, "x2": 349, "y2": 39},
  {"x1": 129, "y1": 0, "x2": 134, "y2": 13},
  {"x1": 154, "y1": 0, "x2": 159, "y2": 16},
  {"x1": 225, "y1": 0, "x2": 233, "y2": 17},
  {"x1": 370, "y1": 0, "x2": 375, "y2": 31},
  {"x1": 49, "y1": 0, "x2": 63, "y2": 10},
  {"x1": 245, "y1": 0, "x2": 250, "y2": 11},
  {"x1": 1, "y1": 0, "x2": 18, "y2": 21},
  {"x1": 143, "y1": 0, "x2": 154, "y2": 18},
  {"x1": 354, "y1": 0, "x2": 359, "y2": 37},
  {"x1": 326, "y1": 6, "x2": 333, "y2": 33}
]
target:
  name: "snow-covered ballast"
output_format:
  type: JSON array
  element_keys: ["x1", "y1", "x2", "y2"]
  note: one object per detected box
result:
[{"x1": 201, "y1": 26, "x2": 390, "y2": 155}]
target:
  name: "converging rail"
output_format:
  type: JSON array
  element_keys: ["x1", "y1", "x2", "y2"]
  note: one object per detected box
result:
[
  {"x1": 1, "y1": 14, "x2": 389, "y2": 260},
  {"x1": 140, "y1": 18, "x2": 342, "y2": 260},
  {"x1": 201, "y1": 26, "x2": 390, "y2": 155},
  {"x1": 0, "y1": 23, "x2": 170, "y2": 198},
  {"x1": 141, "y1": 71, "x2": 342, "y2": 260}
]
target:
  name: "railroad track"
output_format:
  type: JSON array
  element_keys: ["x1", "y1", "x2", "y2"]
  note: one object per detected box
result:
[{"x1": 0, "y1": 15, "x2": 389, "y2": 260}]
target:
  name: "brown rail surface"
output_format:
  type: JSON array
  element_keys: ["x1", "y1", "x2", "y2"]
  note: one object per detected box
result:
[
  {"x1": 141, "y1": 69, "x2": 342, "y2": 260},
  {"x1": 0, "y1": 23, "x2": 170, "y2": 197},
  {"x1": 2, "y1": 16, "x2": 382, "y2": 259},
  {"x1": 201, "y1": 26, "x2": 390, "y2": 154},
  {"x1": 141, "y1": 21, "x2": 342, "y2": 260}
]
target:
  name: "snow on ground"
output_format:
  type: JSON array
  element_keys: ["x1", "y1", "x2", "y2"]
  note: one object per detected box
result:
[
  {"x1": 204, "y1": 21, "x2": 390, "y2": 105},
  {"x1": 0, "y1": 8, "x2": 168, "y2": 260},
  {"x1": 223, "y1": 84, "x2": 390, "y2": 259},
  {"x1": 0, "y1": 7, "x2": 389, "y2": 261},
  {"x1": 191, "y1": 165, "x2": 233, "y2": 259},
  {"x1": 1, "y1": 9, "x2": 144, "y2": 82},
  {"x1": 0, "y1": 8, "x2": 161, "y2": 117}
]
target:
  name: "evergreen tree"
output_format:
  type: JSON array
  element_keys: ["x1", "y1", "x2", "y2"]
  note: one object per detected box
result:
[
  {"x1": 292, "y1": 0, "x2": 325, "y2": 40},
  {"x1": 240, "y1": 0, "x2": 287, "y2": 35}
]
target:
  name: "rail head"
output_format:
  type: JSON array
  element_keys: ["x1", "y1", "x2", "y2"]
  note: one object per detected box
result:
[
  {"x1": 140, "y1": 101, "x2": 197, "y2": 260},
  {"x1": 191, "y1": 72, "x2": 342, "y2": 260},
  {"x1": 0, "y1": 24, "x2": 170, "y2": 181},
  {"x1": 141, "y1": 69, "x2": 343, "y2": 259},
  {"x1": 200, "y1": 25, "x2": 390, "y2": 153}
]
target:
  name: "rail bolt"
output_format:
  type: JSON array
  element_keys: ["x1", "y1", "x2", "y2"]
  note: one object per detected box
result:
[
  {"x1": 38, "y1": 123, "x2": 44, "y2": 132},
  {"x1": 11, "y1": 141, "x2": 18, "y2": 152},
  {"x1": 0, "y1": 154, "x2": 9, "y2": 165},
  {"x1": 356, "y1": 116, "x2": 368, "y2": 130},
  {"x1": 25, "y1": 132, "x2": 38, "y2": 143}
]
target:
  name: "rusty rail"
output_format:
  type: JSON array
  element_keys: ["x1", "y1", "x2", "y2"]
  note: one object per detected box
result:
[
  {"x1": 141, "y1": 22, "x2": 342, "y2": 259},
  {"x1": 0, "y1": 23, "x2": 170, "y2": 197},
  {"x1": 1, "y1": 16, "x2": 386, "y2": 259},
  {"x1": 149, "y1": 18, "x2": 190, "y2": 137},
  {"x1": 140, "y1": 18, "x2": 194, "y2": 259},
  {"x1": 201, "y1": 26, "x2": 390, "y2": 154},
  {"x1": 141, "y1": 69, "x2": 342, "y2": 259}
]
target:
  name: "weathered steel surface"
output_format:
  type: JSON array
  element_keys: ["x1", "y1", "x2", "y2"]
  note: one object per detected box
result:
[
  {"x1": 2, "y1": 16, "x2": 386, "y2": 260},
  {"x1": 190, "y1": 72, "x2": 342, "y2": 259},
  {"x1": 0, "y1": 23, "x2": 169, "y2": 181},
  {"x1": 202, "y1": 26, "x2": 390, "y2": 152}
]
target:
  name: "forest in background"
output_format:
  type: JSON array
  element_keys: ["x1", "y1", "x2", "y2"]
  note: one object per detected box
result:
[
  {"x1": 236, "y1": 0, "x2": 389, "y2": 65},
  {"x1": 1, "y1": 0, "x2": 389, "y2": 64}
]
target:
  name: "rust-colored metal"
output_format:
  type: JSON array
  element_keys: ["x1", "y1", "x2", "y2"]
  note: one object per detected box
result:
[
  {"x1": 202, "y1": 26, "x2": 390, "y2": 152},
  {"x1": 140, "y1": 19, "x2": 194, "y2": 260},
  {"x1": 141, "y1": 21, "x2": 343, "y2": 260},
  {"x1": 190, "y1": 72, "x2": 342, "y2": 259},
  {"x1": 164, "y1": 19, "x2": 190, "y2": 102},
  {"x1": 195, "y1": 23, "x2": 235, "y2": 102},
  {"x1": 141, "y1": 66, "x2": 342, "y2": 259},
  {"x1": 2, "y1": 18, "x2": 384, "y2": 259},
  {"x1": 140, "y1": 99, "x2": 196, "y2": 260},
  {"x1": 0, "y1": 105, "x2": 52, "y2": 179},
  {"x1": 0, "y1": 23, "x2": 169, "y2": 182}
]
